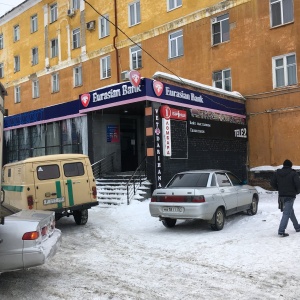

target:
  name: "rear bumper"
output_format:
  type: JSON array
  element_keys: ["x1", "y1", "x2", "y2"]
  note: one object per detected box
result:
[
  {"x1": 23, "y1": 228, "x2": 62, "y2": 269},
  {"x1": 52, "y1": 201, "x2": 99, "y2": 213},
  {"x1": 149, "y1": 202, "x2": 215, "y2": 220},
  {"x1": 0, "y1": 229, "x2": 62, "y2": 273}
]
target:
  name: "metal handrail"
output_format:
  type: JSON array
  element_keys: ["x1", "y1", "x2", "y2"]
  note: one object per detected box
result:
[
  {"x1": 126, "y1": 156, "x2": 147, "y2": 205},
  {"x1": 91, "y1": 152, "x2": 116, "y2": 179}
]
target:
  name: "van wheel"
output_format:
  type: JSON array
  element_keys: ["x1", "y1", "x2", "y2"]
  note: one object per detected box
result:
[
  {"x1": 162, "y1": 218, "x2": 177, "y2": 228},
  {"x1": 73, "y1": 209, "x2": 88, "y2": 225}
]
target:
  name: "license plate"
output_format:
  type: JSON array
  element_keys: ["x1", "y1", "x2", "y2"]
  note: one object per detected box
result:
[{"x1": 163, "y1": 207, "x2": 184, "y2": 213}]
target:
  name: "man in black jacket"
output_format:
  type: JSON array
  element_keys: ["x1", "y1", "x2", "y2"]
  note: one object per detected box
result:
[{"x1": 270, "y1": 159, "x2": 300, "y2": 237}]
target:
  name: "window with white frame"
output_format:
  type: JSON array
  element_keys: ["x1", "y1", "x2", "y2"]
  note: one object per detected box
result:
[
  {"x1": 130, "y1": 45, "x2": 142, "y2": 69},
  {"x1": 167, "y1": 0, "x2": 182, "y2": 11},
  {"x1": 0, "y1": 34, "x2": 3, "y2": 49},
  {"x1": 128, "y1": 1, "x2": 140, "y2": 27},
  {"x1": 14, "y1": 55, "x2": 20, "y2": 72},
  {"x1": 270, "y1": 0, "x2": 294, "y2": 27},
  {"x1": 52, "y1": 73, "x2": 59, "y2": 92},
  {"x1": 212, "y1": 14, "x2": 229, "y2": 45},
  {"x1": 74, "y1": 65, "x2": 82, "y2": 86},
  {"x1": 0, "y1": 63, "x2": 3, "y2": 78},
  {"x1": 99, "y1": 15, "x2": 110, "y2": 38},
  {"x1": 72, "y1": 28, "x2": 80, "y2": 49},
  {"x1": 169, "y1": 30, "x2": 183, "y2": 59},
  {"x1": 213, "y1": 69, "x2": 232, "y2": 91},
  {"x1": 32, "y1": 79, "x2": 40, "y2": 98},
  {"x1": 31, "y1": 14, "x2": 38, "y2": 33},
  {"x1": 273, "y1": 53, "x2": 297, "y2": 88},
  {"x1": 72, "y1": 0, "x2": 80, "y2": 10},
  {"x1": 13, "y1": 25, "x2": 20, "y2": 42},
  {"x1": 100, "y1": 55, "x2": 111, "y2": 79},
  {"x1": 50, "y1": 3, "x2": 58, "y2": 23},
  {"x1": 51, "y1": 38, "x2": 58, "y2": 57},
  {"x1": 14, "y1": 86, "x2": 21, "y2": 103},
  {"x1": 32, "y1": 47, "x2": 39, "y2": 65}
]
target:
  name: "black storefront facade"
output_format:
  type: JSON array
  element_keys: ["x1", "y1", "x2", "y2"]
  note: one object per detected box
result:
[{"x1": 4, "y1": 72, "x2": 247, "y2": 188}]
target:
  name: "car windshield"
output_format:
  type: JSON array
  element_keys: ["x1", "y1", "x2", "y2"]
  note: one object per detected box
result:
[{"x1": 167, "y1": 173, "x2": 209, "y2": 188}]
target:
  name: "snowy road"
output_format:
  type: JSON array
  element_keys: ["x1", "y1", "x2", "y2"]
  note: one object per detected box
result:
[{"x1": 1, "y1": 191, "x2": 300, "y2": 300}]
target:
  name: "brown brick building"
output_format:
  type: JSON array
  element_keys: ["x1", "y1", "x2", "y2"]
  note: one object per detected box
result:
[{"x1": 0, "y1": 0, "x2": 299, "y2": 185}]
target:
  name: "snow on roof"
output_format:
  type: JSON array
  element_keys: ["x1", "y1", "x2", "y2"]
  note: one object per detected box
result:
[
  {"x1": 152, "y1": 71, "x2": 245, "y2": 100},
  {"x1": 250, "y1": 165, "x2": 300, "y2": 171}
]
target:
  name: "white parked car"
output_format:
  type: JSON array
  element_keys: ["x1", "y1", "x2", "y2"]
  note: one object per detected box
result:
[
  {"x1": 149, "y1": 170, "x2": 259, "y2": 231},
  {"x1": 0, "y1": 203, "x2": 61, "y2": 273}
]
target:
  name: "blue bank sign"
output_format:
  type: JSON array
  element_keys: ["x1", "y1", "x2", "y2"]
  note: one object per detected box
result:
[
  {"x1": 80, "y1": 78, "x2": 245, "y2": 117},
  {"x1": 4, "y1": 77, "x2": 245, "y2": 130}
]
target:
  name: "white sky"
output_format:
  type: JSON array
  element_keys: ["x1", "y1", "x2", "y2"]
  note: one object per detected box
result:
[{"x1": 0, "y1": 0, "x2": 24, "y2": 17}]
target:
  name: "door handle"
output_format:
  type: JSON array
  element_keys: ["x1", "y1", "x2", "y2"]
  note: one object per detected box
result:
[{"x1": 220, "y1": 189, "x2": 225, "y2": 193}]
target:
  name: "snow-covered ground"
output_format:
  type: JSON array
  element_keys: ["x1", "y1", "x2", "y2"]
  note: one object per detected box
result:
[{"x1": 1, "y1": 188, "x2": 300, "y2": 300}]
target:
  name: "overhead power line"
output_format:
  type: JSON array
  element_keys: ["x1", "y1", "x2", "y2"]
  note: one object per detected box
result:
[{"x1": 83, "y1": 0, "x2": 185, "y2": 85}]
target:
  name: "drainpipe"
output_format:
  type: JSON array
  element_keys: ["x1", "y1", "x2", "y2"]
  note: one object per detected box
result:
[{"x1": 113, "y1": 0, "x2": 120, "y2": 83}]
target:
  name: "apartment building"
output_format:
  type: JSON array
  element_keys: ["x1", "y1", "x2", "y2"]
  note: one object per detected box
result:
[{"x1": 0, "y1": 0, "x2": 298, "y2": 186}]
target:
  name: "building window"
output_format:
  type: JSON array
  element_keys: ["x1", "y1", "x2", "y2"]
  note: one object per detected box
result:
[
  {"x1": 100, "y1": 55, "x2": 111, "y2": 79},
  {"x1": 31, "y1": 14, "x2": 38, "y2": 33},
  {"x1": 50, "y1": 3, "x2": 58, "y2": 23},
  {"x1": 0, "y1": 33, "x2": 4, "y2": 49},
  {"x1": 14, "y1": 86, "x2": 21, "y2": 103},
  {"x1": 74, "y1": 65, "x2": 82, "y2": 86},
  {"x1": 169, "y1": 30, "x2": 183, "y2": 59},
  {"x1": 273, "y1": 53, "x2": 297, "y2": 88},
  {"x1": 270, "y1": 0, "x2": 294, "y2": 27},
  {"x1": 128, "y1": 1, "x2": 140, "y2": 27},
  {"x1": 72, "y1": 0, "x2": 80, "y2": 10},
  {"x1": 213, "y1": 69, "x2": 232, "y2": 91},
  {"x1": 167, "y1": 0, "x2": 182, "y2": 11},
  {"x1": 13, "y1": 25, "x2": 20, "y2": 42},
  {"x1": 130, "y1": 45, "x2": 142, "y2": 69},
  {"x1": 14, "y1": 55, "x2": 20, "y2": 72},
  {"x1": 0, "y1": 63, "x2": 4, "y2": 78},
  {"x1": 52, "y1": 73, "x2": 59, "y2": 92},
  {"x1": 212, "y1": 13, "x2": 229, "y2": 45},
  {"x1": 32, "y1": 47, "x2": 39, "y2": 65},
  {"x1": 99, "y1": 15, "x2": 110, "y2": 38},
  {"x1": 32, "y1": 79, "x2": 40, "y2": 98},
  {"x1": 72, "y1": 28, "x2": 80, "y2": 49},
  {"x1": 51, "y1": 38, "x2": 58, "y2": 58}
]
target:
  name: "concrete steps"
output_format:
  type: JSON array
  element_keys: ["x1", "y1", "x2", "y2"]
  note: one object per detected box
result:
[{"x1": 96, "y1": 173, "x2": 152, "y2": 205}]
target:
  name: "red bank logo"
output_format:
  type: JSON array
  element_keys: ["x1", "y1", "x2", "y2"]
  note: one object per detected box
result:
[
  {"x1": 81, "y1": 93, "x2": 90, "y2": 107},
  {"x1": 129, "y1": 70, "x2": 141, "y2": 88},
  {"x1": 153, "y1": 80, "x2": 164, "y2": 97},
  {"x1": 160, "y1": 105, "x2": 172, "y2": 120}
]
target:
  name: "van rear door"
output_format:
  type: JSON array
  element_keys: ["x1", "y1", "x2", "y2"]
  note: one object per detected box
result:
[
  {"x1": 32, "y1": 162, "x2": 67, "y2": 210},
  {"x1": 61, "y1": 160, "x2": 93, "y2": 207}
]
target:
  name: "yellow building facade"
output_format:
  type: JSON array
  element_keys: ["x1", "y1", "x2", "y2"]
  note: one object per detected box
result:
[{"x1": 0, "y1": 0, "x2": 299, "y2": 176}]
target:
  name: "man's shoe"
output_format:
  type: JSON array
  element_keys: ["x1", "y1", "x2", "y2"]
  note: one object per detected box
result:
[
  {"x1": 296, "y1": 228, "x2": 300, "y2": 232},
  {"x1": 279, "y1": 232, "x2": 289, "y2": 237}
]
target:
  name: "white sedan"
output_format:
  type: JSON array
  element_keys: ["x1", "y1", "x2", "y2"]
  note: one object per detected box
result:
[
  {"x1": 0, "y1": 203, "x2": 61, "y2": 273},
  {"x1": 149, "y1": 170, "x2": 259, "y2": 231}
]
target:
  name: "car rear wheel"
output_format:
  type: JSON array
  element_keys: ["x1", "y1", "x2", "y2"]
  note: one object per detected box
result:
[
  {"x1": 73, "y1": 209, "x2": 88, "y2": 225},
  {"x1": 247, "y1": 197, "x2": 258, "y2": 216},
  {"x1": 210, "y1": 207, "x2": 225, "y2": 231},
  {"x1": 162, "y1": 218, "x2": 177, "y2": 228}
]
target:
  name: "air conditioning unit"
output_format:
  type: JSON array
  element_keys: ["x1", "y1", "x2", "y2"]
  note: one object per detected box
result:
[
  {"x1": 211, "y1": 17, "x2": 217, "y2": 24},
  {"x1": 67, "y1": 8, "x2": 75, "y2": 17},
  {"x1": 86, "y1": 21, "x2": 96, "y2": 31},
  {"x1": 121, "y1": 71, "x2": 129, "y2": 81}
]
